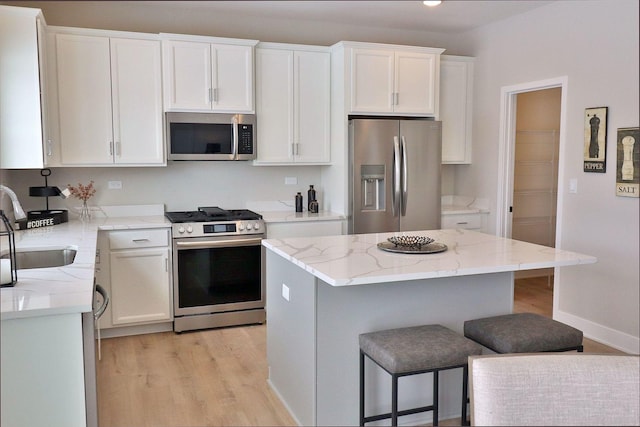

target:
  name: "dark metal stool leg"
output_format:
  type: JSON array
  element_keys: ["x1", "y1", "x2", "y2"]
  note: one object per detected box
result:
[
  {"x1": 433, "y1": 370, "x2": 439, "y2": 426},
  {"x1": 461, "y1": 365, "x2": 469, "y2": 426},
  {"x1": 360, "y1": 351, "x2": 365, "y2": 426},
  {"x1": 392, "y1": 374, "x2": 399, "y2": 426}
]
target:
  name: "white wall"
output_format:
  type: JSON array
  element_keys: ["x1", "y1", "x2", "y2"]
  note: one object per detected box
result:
[{"x1": 458, "y1": 0, "x2": 639, "y2": 352}]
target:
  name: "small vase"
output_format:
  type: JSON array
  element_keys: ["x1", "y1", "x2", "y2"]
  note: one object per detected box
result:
[{"x1": 79, "y1": 200, "x2": 91, "y2": 222}]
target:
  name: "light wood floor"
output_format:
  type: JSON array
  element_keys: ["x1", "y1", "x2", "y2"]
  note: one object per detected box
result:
[{"x1": 97, "y1": 276, "x2": 625, "y2": 427}]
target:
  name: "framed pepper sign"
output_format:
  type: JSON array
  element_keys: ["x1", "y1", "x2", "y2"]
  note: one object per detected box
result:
[
  {"x1": 616, "y1": 127, "x2": 639, "y2": 198},
  {"x1": 583, "y1": 107, "x2": 608, "y2": 173}
]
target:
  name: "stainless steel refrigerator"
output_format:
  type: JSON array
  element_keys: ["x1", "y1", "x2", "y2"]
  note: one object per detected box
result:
[{"x1": 348, "y1": 118, "x2": 441, "y2": 234}]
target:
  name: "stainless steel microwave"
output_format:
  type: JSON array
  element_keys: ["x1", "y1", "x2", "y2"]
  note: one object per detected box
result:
[{"x1": 166, "y1": 112, "x2": 256, "y2": 161}]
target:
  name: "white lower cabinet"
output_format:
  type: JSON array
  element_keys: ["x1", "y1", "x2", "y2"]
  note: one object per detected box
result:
[
  {"x1": 441, "y1": 212, "x2": 486, "y2": 232},
  {"x1": 98, "y1": 229, "x2": 172, "y2": 332}
]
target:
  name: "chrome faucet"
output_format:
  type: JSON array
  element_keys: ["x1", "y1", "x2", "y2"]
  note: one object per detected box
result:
[{"x1": 0, "y1": 185, "x2": 27, "y2": 221}]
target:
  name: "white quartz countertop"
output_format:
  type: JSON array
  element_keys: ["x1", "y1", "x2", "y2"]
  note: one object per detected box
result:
[
  {"x1": 441, "y1": 205, "x2": 489, "y2": 215},
  {"x1": 262, "y1": 229, "x2": 597, "y2": 286},
  {"x1": 259, "y1": 210, "x2": 345, "y2": 223},
  {"x1": 1, "y1": 215, "x2": 170, "y2": 320}
]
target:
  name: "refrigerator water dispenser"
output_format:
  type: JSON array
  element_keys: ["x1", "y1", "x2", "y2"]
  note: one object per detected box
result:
[{"x1": 361, "y1": 165, "x2": 385, "y2": 211}]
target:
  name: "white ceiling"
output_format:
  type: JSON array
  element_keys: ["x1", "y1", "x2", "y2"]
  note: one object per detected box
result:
[{"x1": 145, "y1": 1, "x2": 556, "y2": 34}]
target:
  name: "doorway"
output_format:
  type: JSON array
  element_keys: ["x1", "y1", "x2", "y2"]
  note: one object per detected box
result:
[
  {"x1": 496, "y1": 77, "x2": 568, "y2": 308},
  {"x1": 512, "y1": 88, "x2": 562, "y2": 283}
]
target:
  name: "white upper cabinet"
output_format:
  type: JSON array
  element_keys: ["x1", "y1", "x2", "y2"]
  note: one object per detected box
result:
[
  {"x1": 440, "y1": 55, "x2": 474, "y2": 164},
  {"x1": 347, "y1": 43, "x2": 444, "y2": 116},
  {"x1": 51, "y1": 30, "x2": 164, "y2": 166},
  {"x1": 162, "y1": 35, "x2": 257, "y2": 113},
  {"x1": 0, "y1": 6, "x2": 47, "y2": 169},
  {"x1": 255, "y1": 44, "x2": 330, "y2": 164}
]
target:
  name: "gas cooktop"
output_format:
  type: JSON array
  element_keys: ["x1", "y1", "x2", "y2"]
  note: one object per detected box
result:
[{"x1": 165, "y1": 207, "x2": 262, "y2": 223}]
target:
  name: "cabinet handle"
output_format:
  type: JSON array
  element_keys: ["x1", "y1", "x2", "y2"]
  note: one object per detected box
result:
[
  {"x1": 394, "y1": 92, "x2": 399, "y2": 105},
  {"x1": 456, "y1": 222, "x2": 468, "y2": 225},
  {"x1": 46, "y1": 139, "x2": 52, "y2": 156},
  {"x1": 109, "y1": 141, "x2": 114, "y2": 156},
  {"x1": 213, "y1": 88, "x2": 218, "y2": 103},
  {"x1": 165, "y1": 257, "x2": 169, "y2": 272},
  {"x1": 295, "y1": 143, "x2": 300, "y2": 156},
  {"x1": 132, "y1": 238, "x2": 150, "y2": 243},
  {"x1": 115, "y1": 141, "x2": 121, "y2": 157}
]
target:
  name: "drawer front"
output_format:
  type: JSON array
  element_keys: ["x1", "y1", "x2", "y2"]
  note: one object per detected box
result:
[
  {"x1": 441, "y1": 214, "x2": 482, "y2": 230},
  {"x1": 108, "y1": 229, "x2": 169, "y2": 249}
]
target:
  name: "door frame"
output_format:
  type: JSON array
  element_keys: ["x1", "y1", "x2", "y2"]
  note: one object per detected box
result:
[{"x1": 496, "y1": 76, "x2": 568, "y2": 245}]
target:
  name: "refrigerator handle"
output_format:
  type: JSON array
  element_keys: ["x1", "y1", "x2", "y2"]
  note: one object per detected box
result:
[
  {"x1": 392, "y1": 136, "x2": 401, "y2": 217},
  {"x1": 401, "y1": 136, "x2": 408, "y2": 216}
]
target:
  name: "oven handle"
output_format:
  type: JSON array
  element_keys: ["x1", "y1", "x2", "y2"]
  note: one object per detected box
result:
[{"x1": 175, "y1": 237, "x2": 263, "y2": 249}]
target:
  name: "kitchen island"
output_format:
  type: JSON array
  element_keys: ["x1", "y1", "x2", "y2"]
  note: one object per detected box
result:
[{"x1": 262, "y1": 229, "x2": 597, "y2": 426}]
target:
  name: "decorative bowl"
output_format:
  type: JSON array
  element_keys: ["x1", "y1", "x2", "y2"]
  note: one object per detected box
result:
[{"x1": 387, "y1": 235, "x2": 434, "y2": 248}]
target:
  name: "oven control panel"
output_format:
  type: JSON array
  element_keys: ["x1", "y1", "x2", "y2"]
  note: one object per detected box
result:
[{"x1": 172, "y1": 220, "x2": 264, "y2": 238}]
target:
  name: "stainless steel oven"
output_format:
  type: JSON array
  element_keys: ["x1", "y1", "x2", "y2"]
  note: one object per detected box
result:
[{"x1": 166, "y1": 207, "x2": 266, "y2": 332}]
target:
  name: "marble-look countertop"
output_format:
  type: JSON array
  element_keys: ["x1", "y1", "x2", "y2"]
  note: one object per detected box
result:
[
  {"x1": 441, "y1": 195, "x2": 490, "y2": 215},
  {"x1": 441, "y1": 205, "x2": 490, "y2": 215},
  {"x1": 1, "y1": 214, "x2": 170, "y2": 320},
  {"x1": 262, "y1": 229, "x2": 597, "y2": 287}
]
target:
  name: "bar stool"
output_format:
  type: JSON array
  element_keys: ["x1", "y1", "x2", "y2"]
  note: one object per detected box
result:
[
  {"x1": 464, "y1": 312, "x2": 584, "y2": 354},
  {"x1": 359, "y1": 324, "x2": 483, "y2": 426}
]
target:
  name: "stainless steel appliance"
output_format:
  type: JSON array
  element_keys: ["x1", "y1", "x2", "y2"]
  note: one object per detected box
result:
[
  {"x1": 82, "y1": 282, "x2": 109, "y2": 427},
  {"x1": 165, "y1": 207, "x2": 266, "y2": 332},
  {"x1": 166, "y1": 112, "x2": 256, "y2": 161},
  {"x1": 349, "y1": 118, "x2": 442, "y2": 234}
]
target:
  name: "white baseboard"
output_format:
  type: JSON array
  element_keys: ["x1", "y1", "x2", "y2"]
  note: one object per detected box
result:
[
  {"x1": 99, "y1": 321, "x2": 173, "y2": 338},
  {"x1": 266, "y1": 378, "x2": 303, "y2": 427},
  {"x1": 554, "y1": 309, "x2": 639, "y2": 354}
]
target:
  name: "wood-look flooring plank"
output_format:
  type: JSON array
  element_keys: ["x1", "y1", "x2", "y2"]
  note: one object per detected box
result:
[{"x1": 97, "y1": 325, "x2": 296, "y2": 427}]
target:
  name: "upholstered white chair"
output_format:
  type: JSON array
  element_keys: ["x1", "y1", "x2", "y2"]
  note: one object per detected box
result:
[{"x1": 469, "y1": 353, "x2": 640, "y2": 426}]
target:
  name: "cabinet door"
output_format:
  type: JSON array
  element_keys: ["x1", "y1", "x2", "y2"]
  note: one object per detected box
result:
[
  {"x1": 110, "y1": 247, "x2": 171, "y2": 325},
  {"x1": 350, "y1": 48, "x2": 394, "y2": 113},
  {"x1": 255, "y1": 48, "x2": 294, "y2": 163},
  {"x1": 0, "y1": 8, "x2": 45, "y2": 169},
  {"x1": 56, "y1": 34, "x2": 113, "y2": 165},
  {"x1": 440, "y1": 57, "x2": 473, "y2": 163},
  {"x1": 164, "y1": 40, "x2": 212, "y2": 110},
  {"x1": 211, "y1": 44, "x2": 254, "y2": 112},
  {"x1": 395, "y1": 51, "x2": 437, "y2": 115},
  {"x1": 294, "y1": 50, "x2": 330, "y2": 163},
  {"x1": 110, "y1": 38, "x2": 164, "y2": 165}
]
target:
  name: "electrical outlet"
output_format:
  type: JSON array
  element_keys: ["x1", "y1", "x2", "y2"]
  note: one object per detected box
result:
[
  {"x1": 108, "y1": 181, "x2": 122, "y2": 190},
  {"x1": 285, "y1": 177, "x2": 298, "y2": 185},
  {"x1": 282, "y1": 283, "x2": 290, "y2": 301}
]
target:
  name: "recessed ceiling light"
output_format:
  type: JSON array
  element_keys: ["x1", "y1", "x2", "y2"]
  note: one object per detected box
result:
[{"x1": 423, "y1": 1, "x2": 442, "y2": 6}]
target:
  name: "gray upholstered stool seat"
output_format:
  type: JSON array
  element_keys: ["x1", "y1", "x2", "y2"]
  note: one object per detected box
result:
[
  {"x1": 464, "y1": 313, "x2": 583, "y2": 354},
  {"x1": 359, "y1": 324, "x2": 482, "y2": 426}
]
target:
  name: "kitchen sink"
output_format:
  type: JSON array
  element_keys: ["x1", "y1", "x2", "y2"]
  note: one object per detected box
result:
[{"x1": 1, "y1": 247, "x2": 77, "y2": 270}]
